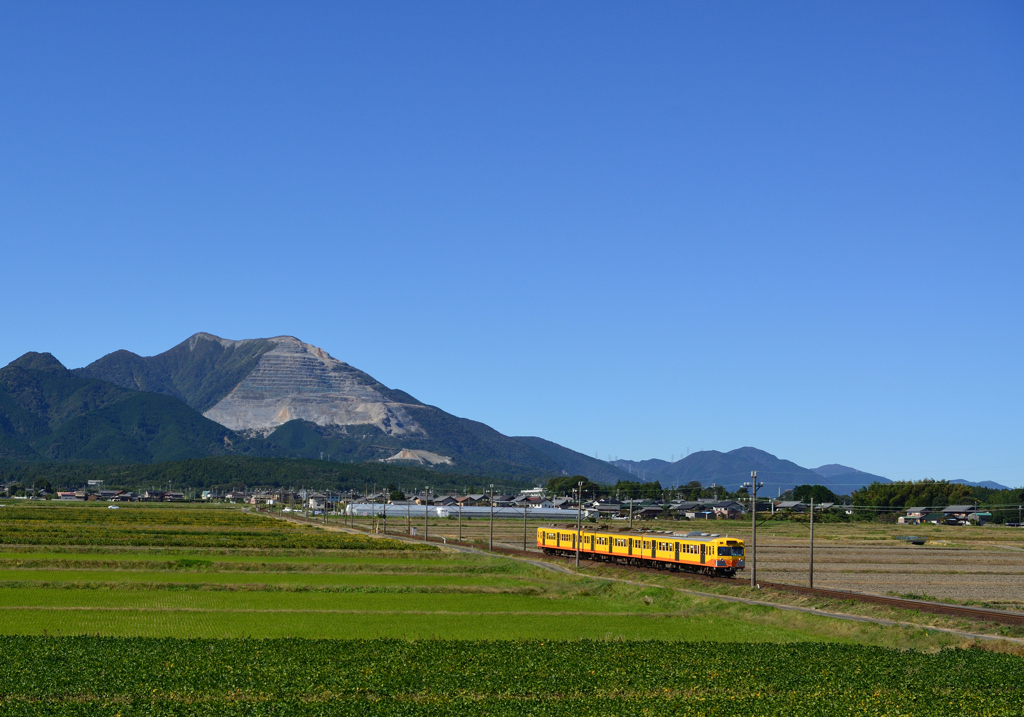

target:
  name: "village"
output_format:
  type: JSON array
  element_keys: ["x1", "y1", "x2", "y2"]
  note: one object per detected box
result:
[{"x1": 2, "y1": 482, "x2": 998, "y2": 526}]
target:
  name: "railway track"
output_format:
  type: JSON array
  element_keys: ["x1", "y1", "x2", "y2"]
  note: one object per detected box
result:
[
  {"x1": 527, "y1": 547, "x2": 1024, "y2": 627},
  {"x1": 327, "y1": 526, "x2": 1024, "y2": 628}
]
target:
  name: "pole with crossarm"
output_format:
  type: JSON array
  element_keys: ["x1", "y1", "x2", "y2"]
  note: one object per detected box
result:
[{"x1": 743, "y1": 472, "x2": 764, "y2": 589}]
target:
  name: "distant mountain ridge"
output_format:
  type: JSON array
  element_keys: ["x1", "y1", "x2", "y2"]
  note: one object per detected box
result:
[
  {"x1": 612, "y1": 454, "x2": 1014, "y2": 494},
  {"x1": 10, "y1": 333, "x2": 1008, "y2": 491},
  {"x1": 612, "y1": 448, "x2": 825, "y2": 496}
]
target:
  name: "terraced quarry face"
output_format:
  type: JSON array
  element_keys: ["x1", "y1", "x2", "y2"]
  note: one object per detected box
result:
[{"x1": 202, "y1": 336, "x2": 424, "y2": 436}]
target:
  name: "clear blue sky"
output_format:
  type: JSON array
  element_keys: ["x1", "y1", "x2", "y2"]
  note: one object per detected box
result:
[{"x1": 2, "y1": 2, "x2": 1021, "y2": 485}]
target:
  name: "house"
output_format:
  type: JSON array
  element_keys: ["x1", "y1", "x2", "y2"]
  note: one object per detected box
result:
[
  {"x1": 968, "y1": 512, "x2": 992, "y2": 525},
  {"x1": 634, "y1": 506, "x2": 664, "y2": 520},
  {"x1": 457, "y1": 494, "x2": 488, "y2": 507},
  {"x1": 521, "y1": 487, "x2": 546, "y2": 498},
  {"x1": 308, "y1": 494, "x2": 326, "y2": 511},
  {"x1": 164, "y1": 492, "x2": 186, "y2": 501},
  {"x1": 670, "y1": 501, "x2": 703, "y2": 515},
  {"x1": 223, "y1": 491, "x2": 247, "y2": 501},
  {"x1": 493, "y1": 494, "x2": 517, "y2": 507},
  {"x1": 585, "y1": 500, "x2": 620, "y2": 517},
  {"x1": 142, "y1": 491, "x2": 166, "y2": 502},
  {"x1": 942, "y1": 505, "x2": 977, "y2": 525},
  {"x1": 434, "y1": 495, "x2": 459, "y2": 507},
  {"x1": 774, "y1": 501, "x2": 806, "y2": 513},
  {"x1": 669, "y1": 501, "x2": 709, "y2": 519},
  {"x1": 98, "y1": 490, "x2": 124, "y2": 501},
  {"x1": 709, "y1": 500, "x2": 745, "y2": 519},
  {"x1": 531, "y1": 497, "x2": 556, "y2": 509},
  {"x1": 57, "y1": 491, "x2": 82, "y2": 501},
  {"x1": 111, "y1": 491, "x2": 135, "y2": 502},
  {"x1": 899, "y1": 507, "x2": 928, "y2": 524}
]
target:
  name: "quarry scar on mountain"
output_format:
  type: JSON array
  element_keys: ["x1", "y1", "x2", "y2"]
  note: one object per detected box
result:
[{"x1": 198, "y1": 336, "x2": 426, "y2": 437}]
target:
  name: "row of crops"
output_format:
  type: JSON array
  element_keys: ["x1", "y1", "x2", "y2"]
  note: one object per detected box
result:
[
  {"x1": 0, "y1": 504, "x2": 262, "y2": 526},
  {"x1": 0, "y1": 505, "x2": 428, "y2": 550},
  {"x1": 1, "y1": 638, "x2": 1021, "y2": 715},
  {"x1": 0, "y1": 522, "x2": 421, "y2": 549}
]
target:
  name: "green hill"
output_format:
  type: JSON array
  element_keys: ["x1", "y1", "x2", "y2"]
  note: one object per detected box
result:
[{"x1": 0, "y1": 353, "x2": 234, "y2": 463}]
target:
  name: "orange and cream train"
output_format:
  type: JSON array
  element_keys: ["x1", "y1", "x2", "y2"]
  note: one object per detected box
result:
[{"x1": 537, "y1": 525, "x2": 745, "y2": 577}]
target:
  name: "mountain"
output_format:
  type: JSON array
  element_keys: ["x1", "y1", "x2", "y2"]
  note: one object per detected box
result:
[
  {"x1": 0, "y1": 352, "x2": 234, "y2": 462},
  {"x1": 76, "y1": 333, "x2": 421, "y2": 430},
  {"x1": 74, "y1": 332, "x2": 623, "y2": 481},
  {"x1": 950, "y1": 478, "x2": 1012, "y2": 491},
  {"x1": 513, "y1": 436, "x2": 634, "y2": 484},
  {"x1": 613, "y1": 448, "x2": 822, "y2": 496},
  {"x1": 811, "y1": 464, "x2": 891, "y2": 494},
  {"x1": 814, "y1": 465, "x2": 1011, "y2": 492}
]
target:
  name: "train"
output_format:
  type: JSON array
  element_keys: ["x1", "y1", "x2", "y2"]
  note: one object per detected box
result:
[{"x1": 537, "y1": 525, "x2": 745, "y2": 577}]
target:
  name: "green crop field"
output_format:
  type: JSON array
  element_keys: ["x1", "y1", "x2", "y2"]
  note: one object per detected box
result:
[
  {"x1": 0, "y1": 501, "x2": 1021, "y2": 714},
  {"x1": 0, "y1": 638, "x2": 1021, "y2": 716}
]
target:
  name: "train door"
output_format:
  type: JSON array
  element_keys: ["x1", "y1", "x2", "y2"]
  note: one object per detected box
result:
[
  {"x1": 572, "y1": 533, "x2": 576, "y2": 549},
  {"x1": 674, "y1": 542, "x2": 680, "y2": 561},
  {"x1": 651, "y1": 540, "x2": 656, "y2": 559},
  {"x1": 556, "y1": 533, "x2": 560, "y2": 548},
  {"x1": 542, "y1": 532, "x2": 546, "y2": 546},
  {"x1": 699, "y1": 543, "x2": 705, "y2": 563},
  {"x1": 628, "y1": 538, "x2": 633, "y2": 556}
]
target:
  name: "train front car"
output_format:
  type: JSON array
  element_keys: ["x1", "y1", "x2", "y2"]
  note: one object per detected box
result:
[{"x1": 711, "y1": 537, "x2": 745, "y2": 576}]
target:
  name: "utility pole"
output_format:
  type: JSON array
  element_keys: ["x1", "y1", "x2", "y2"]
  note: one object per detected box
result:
[
  {"x1": 523, "y1": 496, "x2": 528, "y2": 552},
  {"x1": 424, "y1": 486, "x2": 430, "y2": 543},
  {"x1": 809, "y1": 496, "x2": 814, "y2": 588},
  {"x1": 382, "y1": 497, "x2": 387, "y2": 535},
  {"x1": 575, "y1": 481, "x2": 583, "y2": 568},
  {"x1": 458, "y1": 501, "x2": 463, "y2": 542},
  {"x1": 743, "y1": 471, "x2": 764, "y2": 589},
  {"x1": 489, "y1": 484, "x2": 495, "y2": 551},
  {"x1": 628, "y1": 497, "x2": 634, "y2": 530}
]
